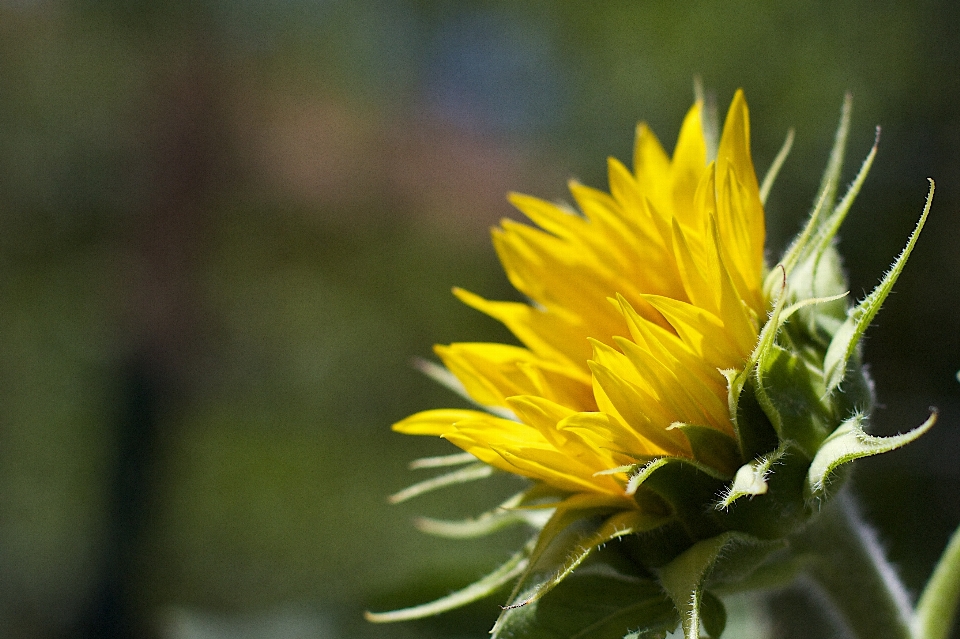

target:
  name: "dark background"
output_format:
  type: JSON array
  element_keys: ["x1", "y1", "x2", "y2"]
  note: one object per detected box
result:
[{"x1": 0, "y1": 1, "x2": 958, "y2": 637}]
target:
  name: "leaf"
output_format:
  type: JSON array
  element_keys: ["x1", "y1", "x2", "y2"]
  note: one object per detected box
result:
[
  {"x1": 700, "y1": 591, "x2": 727, "y2": 639},
  {"x1": 914, "y1": 517, "x2": 960, "y2": 639},
  {"x1": 492, "y1": 547, "x2": 678, "y2": 639},
  {"x1": 500, "y1": 509, "x2": 669, "y2": 614},
  {"x1": 815, "y1": 92, "x2": 854, "y2": 219},
  {"x1": 806, "y1": 411, "x2": 937, "y2": 499},
  {"x1": 525, "y1": 494, "x2": 632, "y2": 568},
  {"x1": 728, "y1": 375, "x2": 779, "y2": 465},
  {"x1": 656, "y1": 535, "x2": 733, "y2": 639},
  {"x1": 364, "y1": 542, "x2": 531, "y2": 623},
  {"x1": 656, "y1": 532, "x2": 783, "y2": 639},
  {"x1": 823, "y1": 179, "x2": 934, "y2": 394}
]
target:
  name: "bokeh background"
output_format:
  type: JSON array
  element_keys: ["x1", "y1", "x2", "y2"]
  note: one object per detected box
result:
[{"x1": 1, "y1": 1, "x2": 958, "y2": 637}]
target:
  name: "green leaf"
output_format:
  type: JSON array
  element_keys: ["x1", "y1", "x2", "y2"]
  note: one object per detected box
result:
[
  {"x1": 814, "y1": 92, "x2": 853, "y2": 220},
  {"x1": 806, "y1": 411, "x2": 937, "y2": 499},
  {"x1": 657, "y1": 532, "x2": 785, "y2": 639},
  {"x1": 364, "y1": 541, "x2": 531, "y2": 623},
  {"x1": 728, "y1": 375, "x2": 779, "y2": 464},
  {"x1": 823, "y1": 179, "x2": 934, "y2": 394},
  {"x1": 700, "y1": 591, "x2": 727, "y2": 639},
  {"x1": 914, "y1": 518, "x2": 960, "y2": 639},
  {"x1": 524, "y1": 494, "x2": 629, "y2": 568},
  {"x1": 710, "y1": 551, "x2": 808, "y2": 595},
  {"x1": 655, "y1": 534, "x2": 734, "y2": 639},
  {"x1": 492, "y1": 546, "x2": 678, "y2": 639}
]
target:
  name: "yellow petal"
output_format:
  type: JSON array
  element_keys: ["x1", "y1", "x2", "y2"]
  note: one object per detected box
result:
[{"x1": 393, "y1": 409, "x2": 495, "y2": 436}]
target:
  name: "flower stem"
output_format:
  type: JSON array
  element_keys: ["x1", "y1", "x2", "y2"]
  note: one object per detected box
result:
[
  {"x1": 793, "y1": 493, "x2": 914, "y2": 639},
  {"x1": 913, "y1": 521, "x2": 960, "y2": 639}
]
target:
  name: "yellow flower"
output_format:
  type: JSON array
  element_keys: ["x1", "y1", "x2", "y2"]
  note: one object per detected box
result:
[
  {"x1": 394, "y1": 90, "x2": 766, "y2": 506},
  {"x1": 375, "y1": 89, "x2": 937, "y2": 637}
]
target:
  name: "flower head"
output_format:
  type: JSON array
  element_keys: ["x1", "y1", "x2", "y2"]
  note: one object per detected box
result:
[
  {"x1": 371, "y1": 90, "x2": 935, "y2": 639},
  {"x1": 396, "y1": 90, "x2": 763, "y2": 500}
]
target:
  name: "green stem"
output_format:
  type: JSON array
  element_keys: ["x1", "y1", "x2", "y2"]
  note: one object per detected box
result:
[
  {"x1": 793, "y1": 493, "x2": 914, "y2": 639},
  {"x1": 913, "y1": 520, "x2": 960, "y2": 639}
]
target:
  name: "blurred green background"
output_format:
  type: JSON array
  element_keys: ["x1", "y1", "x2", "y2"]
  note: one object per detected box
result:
[{"x1": 0, "y1": 1, "x2": 958, "y2": 637}]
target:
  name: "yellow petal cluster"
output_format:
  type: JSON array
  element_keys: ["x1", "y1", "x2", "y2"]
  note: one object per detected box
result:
[{"x1": 395, "y1": 91, "x2": 767, "y2": 504}]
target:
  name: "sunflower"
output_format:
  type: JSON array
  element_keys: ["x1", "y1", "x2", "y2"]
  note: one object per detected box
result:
[
  {"x1": 394, "y1": 90, "x2": 764, "y2": 507},
  {"x1": 373, "y1": 90, "x2": 935, "y2": 639}
]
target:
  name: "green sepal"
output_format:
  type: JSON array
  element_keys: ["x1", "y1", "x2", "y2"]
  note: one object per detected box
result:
[
  {"x1": 783, "y1": 124, "x2": 878, "y2": 329},
  {"x1": 716, "y1": 442, "x2": 813, "y2": 540},
  {"x1": 518, "y1": 494, "x2": 634, "y2": 579},
  {"x1": 726, "y1": 273, "x2": 787, "y2": 462},
  {"x1": 364, "y1": 540, "x2": 532, "y2": 623},
  {"x1": 759, "y1": 128, "x2": 795, "y2": 205},
  {"x1": 716, "y1": 445, "x2": 787, "y2": 509},
  {"x1": 627, "y1": 458, "x2": 728, "y2": 546},
  {"x1": 710, "y1": 548, "x2": 808, "y2": 595},
  {"x1": 771, "y1": 93, "x2": 852, "y2": 294},
  {"x1": 388, "y1": 462, "x2": 494, "y2": 504},
  {"x1": 414, "y1": 490, "x2": 549, "y2": 539},
  {"x1": 813, "y1": 92, "x2": 853, "y2": 219},
  {"x1": 755, "y1": 343, "x2": 832, "y2": 456},
  {"x1": 806, "y1": 411, "x2": 938, "y2": 500},
  {"x1": 783, "y1": 243, "x2": 849, "y2": 347},
  {"x1": 498, "y1": 509, "x2": 670, "y2": 615},
  {"x1": 805, "y1": 129, "x2": 879, "y2": 273},
  {"x1": 670, "y1": 423, "x2": 741, "y2": 478},
  {"x1": 492, "y1": 544, "x2": 678, "y2": 639},
  {"x1": 656, "y1": 532, "x2": 783, "y2": 639},
  {"x1": 726, "y1": 373, "x2": 779, "y2": 463},
  {"x1": 830, "y1": 350, "x2": 875, "y2": 423},
  {"x1": 823, "y1": 179, "x2": 934, "y2": 394}
]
